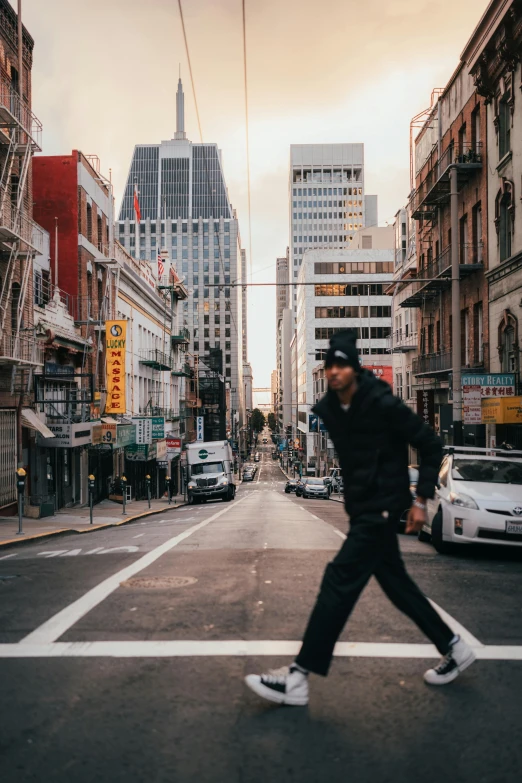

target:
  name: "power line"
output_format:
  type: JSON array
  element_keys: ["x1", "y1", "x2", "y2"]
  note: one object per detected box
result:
[
  {"x1": 176, "y1": 0, "x2": 241, "y2": 362},
  {"x1": 177, "y1": 0, "x2": 203, "y2": 142},
  {"x1": 241, "y1": 0, "x2": 253, "y2": 284}
]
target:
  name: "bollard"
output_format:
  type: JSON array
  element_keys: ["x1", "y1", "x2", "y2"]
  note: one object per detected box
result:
[
  {"x1": 166, "y1": 476, "x2": 171, "y2": 505},
  {"x1": 88, "y1": 474, "x2": 95, "y2": 524},
  {"x1": 16, "y1": 468, "x2": 26, "y2": 536},
  {"x1": 121, "y1": 475, "x2": 127, "y2": 515},
  {"x1": 146, "y1": 474, "x2": 151, "y2": 509}
]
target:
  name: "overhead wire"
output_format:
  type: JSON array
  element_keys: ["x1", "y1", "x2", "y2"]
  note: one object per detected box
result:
[
  {"x1": 176, "y1": 0, "x2": 240, "y2": 369},
  {"x1": 241, "y1": 0, "x2": 254, "y2": 284}
]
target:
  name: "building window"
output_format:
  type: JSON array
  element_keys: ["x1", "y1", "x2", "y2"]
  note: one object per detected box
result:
[
  {"x1": 473, "y1": 302, "x2": 483, "y2": 365},
  {"x1": 86, "y1": 203, "x2": 92, "y2": 242},
  {"x1": 498, "y1": 92, "x2": 511, "y2": 160},
  {"x1": 499, "y1": 312, "x2": 518, "y2": 373},
  {"x1": 461, "y1": 309, "x2": 470, "y2": 366},
  {"x1": 495, "y1": 182, "x2": 514, "y2": 262},
  {"x1": 472, "y1": 203, "x2": 482, "y2": 264},
  {"x1": 395, "y1": 374, "x2": 403, "y2": 399}
]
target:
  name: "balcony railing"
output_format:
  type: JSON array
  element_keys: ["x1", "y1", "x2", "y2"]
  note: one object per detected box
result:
[
  {"x1": 139, "y1": 406, "x2": 180, "y2": 421},
  {"x1": 412, "y1": 351, "x2": 452, "y2": 376},
  {"x1": 171, "y1": 362, "x2": 192, "y2": 378},
  {"x1": 0, "y1": 74, "x2": 42, "y2": 150},
  {"x1": 0, "y1": 205, "x2": 46, "y2": 253},
  {"x1": 411, "y1": 142, "x2": 483, "y2": 217},
  {"x1": 0, "y1": 332, "x2": 44, "y2": 366},
  {"x1": 386, "y1": 330, "x2": 418, "y2": 353},
  {"x1": 139, "y1": 349, "x2": 172, "y2": 371},
  {"x1": 171, "y1": 328, "x2": 190, "y2": 345}
]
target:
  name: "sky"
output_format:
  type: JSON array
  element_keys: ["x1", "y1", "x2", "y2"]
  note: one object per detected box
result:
[{"x1": 20, "y1": 0, "x2": 490, "y2": 387}]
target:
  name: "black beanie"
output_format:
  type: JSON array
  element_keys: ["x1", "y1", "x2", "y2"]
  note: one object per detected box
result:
[{"x1": 324, "y1": 329, "x2": 361, "y2": 372}]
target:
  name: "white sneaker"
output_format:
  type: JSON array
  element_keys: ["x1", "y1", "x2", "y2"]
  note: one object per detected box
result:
[
  {"x1": 245, "y1": 665, "x2": 309, "y2": 706},
  {"x1": 424, "y1": 637, "x2": 476, "y2": 685}
]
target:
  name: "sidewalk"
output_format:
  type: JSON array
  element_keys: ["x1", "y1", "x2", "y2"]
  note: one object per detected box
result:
[{"x1": 0, "y1": 495, "x2": 186, "y2": 550}]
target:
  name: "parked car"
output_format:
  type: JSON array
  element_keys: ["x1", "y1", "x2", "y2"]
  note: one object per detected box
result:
[
  {"x1": 301, "y1": 477, "x2": 330, "y2": 500},
  {"x1": 420, "y1": 447, "x2": 522, "y2": 553},
  {"x1": 399, "y1": 466, "x2": 420, "y2": 531},
  {"x1": 254, "y1": 453, "x2": 260, "y2": 462},
  {"x1": 242, "y1": 470, "x2": 255, "y2": 482},
  {"x1": 285, "y1": 479, "x2": 299, "y2": 494},
  {"x1": 295, "y1": 479, "x2": 305, "y2": 497}
]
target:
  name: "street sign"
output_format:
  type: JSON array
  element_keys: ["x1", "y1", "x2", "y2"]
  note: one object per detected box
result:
[
  {"x1": 196, "y1": 416, "x2": 204, "y2": 441},
  {"x1": 152, "y1": 417, "x2": 165, "y2": 439},
  {"x1": 416, "y1": 389, "x2": 435, "y2": 427},
  {"x1": 463, "y1": 385, "x2": 482, "y2": 424},
  {"x1": 132, "y1": 417, "x2": 152, "y2": 444}
]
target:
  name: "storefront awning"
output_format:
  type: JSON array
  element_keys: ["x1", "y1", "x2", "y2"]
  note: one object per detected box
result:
[{"x1": 21, "y1": 409, "x2": 55, "y2": 438}]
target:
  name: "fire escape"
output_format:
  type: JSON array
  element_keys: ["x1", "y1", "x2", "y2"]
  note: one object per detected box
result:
[{"x1": 0, "y1": 71, "x2": 43, "y2": 393}]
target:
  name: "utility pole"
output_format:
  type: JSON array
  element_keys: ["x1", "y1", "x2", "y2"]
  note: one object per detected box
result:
[{"x1": 450, "y1": 165, "x2": 463, "y2": 446}]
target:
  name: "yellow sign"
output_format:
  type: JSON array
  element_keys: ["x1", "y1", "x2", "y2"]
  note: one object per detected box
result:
[
  {"x1": 481, "y1": 397, "x2": 522, "y2": 424},
  {"x1": 105, "y1": 320, "x2": 127, "y2": 414}
]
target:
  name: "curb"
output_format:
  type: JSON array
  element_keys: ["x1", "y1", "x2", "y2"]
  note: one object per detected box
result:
[{"x1": 0, "y1": 502, "x2": 187, "y2": 551}]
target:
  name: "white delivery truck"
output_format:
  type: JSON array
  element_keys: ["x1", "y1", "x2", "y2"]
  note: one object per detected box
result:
[{"x1": 186, "y1": 440, "x2": 236, "y2": 504}]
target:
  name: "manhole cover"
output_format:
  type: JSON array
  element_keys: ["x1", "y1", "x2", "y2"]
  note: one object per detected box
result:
[{"x1": 120, "y1": 576, "x2": 197, "y2": 589}]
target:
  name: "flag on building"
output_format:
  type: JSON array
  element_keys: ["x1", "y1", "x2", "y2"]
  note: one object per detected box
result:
[
  {"x1": 133, "y1": 182, "x2": 141, "y2": 225},
  {"x1": 158, "y1": 251, "x2": 164, "y2": 279}
]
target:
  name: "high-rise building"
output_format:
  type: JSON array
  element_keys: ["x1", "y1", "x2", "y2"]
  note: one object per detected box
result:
[
  {"x1": 296, "y1": 229, "x2": 394, "y2": 472},
  {"x1": 276, "y1": 249, "x2": 289, "y2": 326},
  {"x1": 118, "y1": 78, "x2": 245, "y2": 428},
  {"x1": 289, "y1": 143, "x2": 378, "y2": 315}
]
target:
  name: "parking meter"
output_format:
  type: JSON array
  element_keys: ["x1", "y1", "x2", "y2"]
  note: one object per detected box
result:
[
  {"x1": 146, "y1": 474, "x2": 151, "y2": 509},
  {"x1": 88, "y1": 474, "x2": 95, "y2": 524},
  {"x1": 166, "y1": 475, "x2": 171, "y2": 505},
  {"x1": 121, "y1": 475, "x2": 127, "y2": 515},
  {"x1": 16, "y1": 468, "x2": 26, "y2": 536}
]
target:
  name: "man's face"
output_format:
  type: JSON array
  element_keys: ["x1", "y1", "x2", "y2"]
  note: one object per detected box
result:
[{"x1": 325, "y1": 362, "x2": 357, "y2": 392}]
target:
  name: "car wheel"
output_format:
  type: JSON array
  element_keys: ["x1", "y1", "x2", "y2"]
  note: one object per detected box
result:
[
  {"x1": 418, "y1": 527, "x2": 431, "y2": 542},
  {"x1": 431, "y1": 509, "x2": 454, "y2": 554}
]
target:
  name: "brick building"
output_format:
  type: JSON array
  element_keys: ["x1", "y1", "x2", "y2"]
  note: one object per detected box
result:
[
  {"x1": 0, "y1": 0, "x2": 44, "y2": 512},
  {"x1": 405, "y1": 60, "x2": 489, "y2": 445}
]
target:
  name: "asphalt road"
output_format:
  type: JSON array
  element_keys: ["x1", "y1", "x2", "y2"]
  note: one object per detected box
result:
[{"x1": 1, "y1": 437, "x2": 521, "y2": 783}]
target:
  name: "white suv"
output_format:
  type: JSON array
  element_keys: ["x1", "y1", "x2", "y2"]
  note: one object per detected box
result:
[{"x1": 420, "y1": 447, "x2": 522, "y2": 554}]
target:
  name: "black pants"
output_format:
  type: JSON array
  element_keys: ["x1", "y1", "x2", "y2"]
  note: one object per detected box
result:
[{"x1": 295, "y1": 513, "x2": 454, "y2": 676}]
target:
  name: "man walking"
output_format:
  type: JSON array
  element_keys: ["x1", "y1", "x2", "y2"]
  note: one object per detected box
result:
[{"x1": 245, "y1": 330, "x2": 476, "y2": 706}]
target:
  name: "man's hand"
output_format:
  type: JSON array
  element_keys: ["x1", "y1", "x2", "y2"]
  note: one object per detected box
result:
[{"x1": 405, "y1": 498, "x2": 427, "y2": 534}]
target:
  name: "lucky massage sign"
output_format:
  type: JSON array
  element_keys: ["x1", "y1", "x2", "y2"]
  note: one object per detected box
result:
[{"x1": 105, "y1": 320, "x2": 127, "y2": 414}]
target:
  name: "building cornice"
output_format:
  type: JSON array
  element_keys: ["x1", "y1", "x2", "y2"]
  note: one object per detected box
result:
[{"x1": 485, "y1": 249, "x2": 522, "y2": 284}]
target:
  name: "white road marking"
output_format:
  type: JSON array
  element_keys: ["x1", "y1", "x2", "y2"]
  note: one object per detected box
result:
[
  {"x1": 85, "y1": 547, "x2": 104, "y2": 555},
  {"x1": 290, "y1": 499, "x2": 482, "y2": 647},
  {"x1": 21, "y1": 495, "x2": 247, "y2": 645},
  {"x1": 428, "y1": 599, "x2": 484, "y2": 647},
  {"x1": 0, "y1": 640, "x2": 518, "y2": 659},
  {"x1": 37, "y1": 551, "x2": 69, "y2": 558},
  {"x1": 133, "y1": 534, "x2": 144, "y2": 539},
  {"x1": 0, "y1": 553, "x2": 16, "y2": 560}
]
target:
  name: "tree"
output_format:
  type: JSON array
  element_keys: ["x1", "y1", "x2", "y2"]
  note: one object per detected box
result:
[
  {"x1": 267, "y1": 412, "x2": 277, "y2": 431},
  {"x1": 251, "y1": 408, "x2": 266, "y2": 433}
]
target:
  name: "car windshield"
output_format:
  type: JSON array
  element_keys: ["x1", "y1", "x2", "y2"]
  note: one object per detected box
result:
[
  {"x1": 452, "y1": 459, "x2": 522, "y2": 485},
  {"x1": 307, "y1": 478, "x2": 324, "y2": 485},
  {"x1": 191, "y1": 461, "x2": 224, "y2": 475}
]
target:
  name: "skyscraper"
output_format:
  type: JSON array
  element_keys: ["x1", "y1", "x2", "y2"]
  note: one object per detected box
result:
[
  {"x1": 289, "y1": 143, "x2": 377, "y2": 315},
  {"x1": 118, "y1": 79, "x2": 246, "y2": 427}
]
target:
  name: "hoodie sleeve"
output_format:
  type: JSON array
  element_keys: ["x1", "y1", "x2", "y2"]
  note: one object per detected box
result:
[{"x1": 381, "y1": 394, "x2": 443, "y2": 499}]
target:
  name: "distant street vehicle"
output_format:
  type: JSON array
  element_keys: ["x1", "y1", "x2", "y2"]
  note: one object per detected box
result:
[
  {"x1": 301, "y1": 477, "x2": 330, "y2": 500},
  {"x1": 419, "y1": 447, "x2": 522, "y2": 553},
  {"x1": 254, "y1": 453, "x2": 260, "y2": 462},
  {"x1": 263, "y1": 438, "x2": 268, "y2": 444},
  {"x1": 243, "y1": 470, "x2": 255, "y2": 482},
  {"x1": 186, "y1": 440, "x2": 236, "y2": 504},
  {"x1": 285, "y1": 479, "x2": 298, "y2": 494}
]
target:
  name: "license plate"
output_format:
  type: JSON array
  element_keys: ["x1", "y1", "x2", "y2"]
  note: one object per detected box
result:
[{"x1": 506, "y1": 519, "x2": 522, "y2": 535}]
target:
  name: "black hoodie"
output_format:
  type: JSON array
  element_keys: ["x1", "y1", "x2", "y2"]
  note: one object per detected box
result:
[{"x1": 312, "y1": 369, "x2": 442, "y2": 518}]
